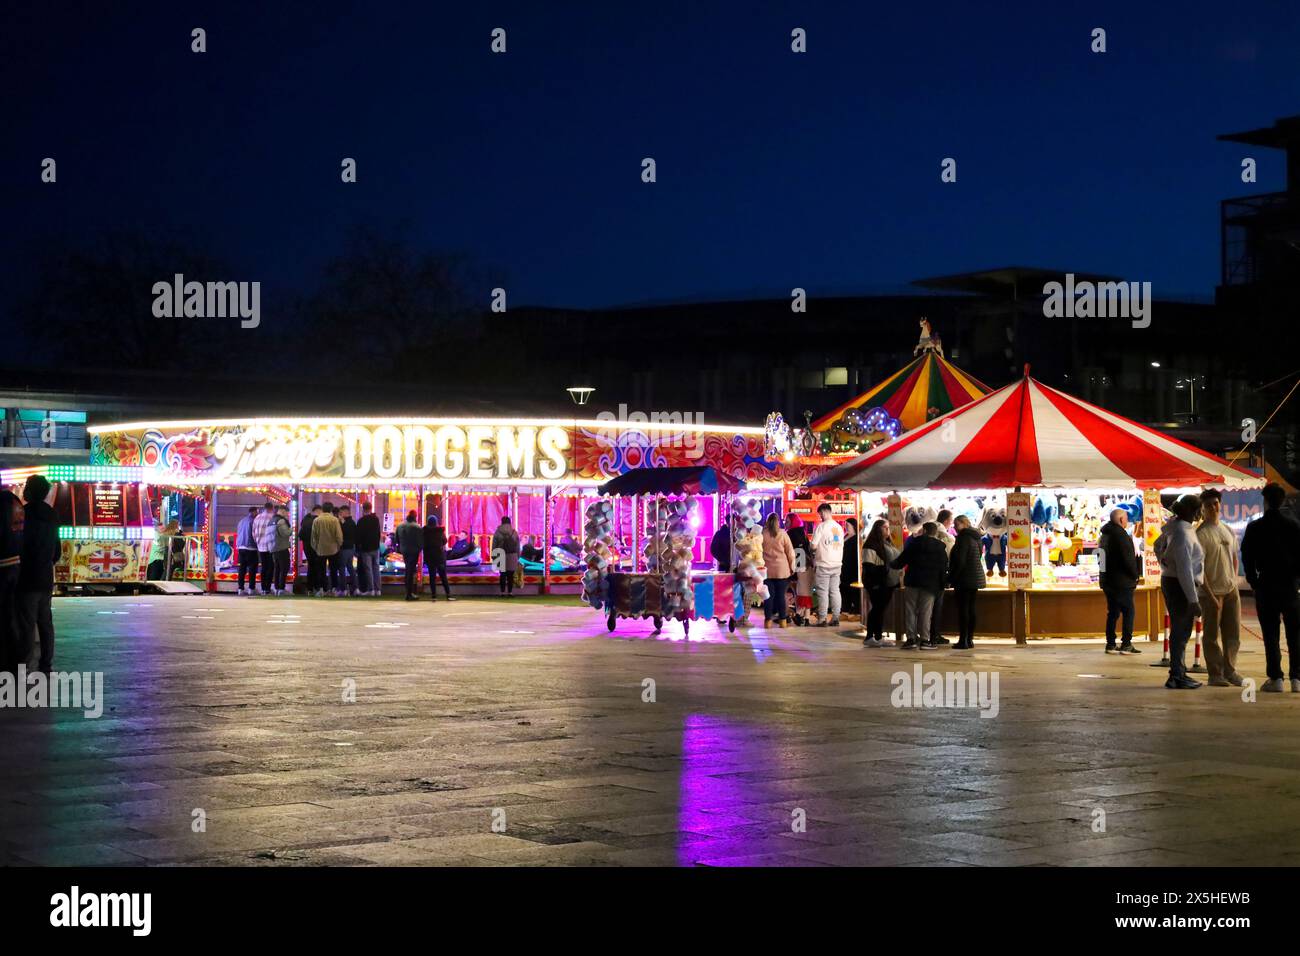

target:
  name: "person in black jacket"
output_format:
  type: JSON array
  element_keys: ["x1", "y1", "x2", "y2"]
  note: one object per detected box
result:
[
  {"x1": 355, "y1": 502, "x2": 383, "y2": 595},
  {"x1": 1240, "y1": 482, "x2": 1300, "y2": 692},
  {"x1": 839, "y1": 517, "x2": 860, "y2": 617},
  {"x1": 947, "y1": 516, "x2": 987, "y2": 649},
  {"x1": 15, "y1": 475, "x2": 60, "y2": 674},
  {"x1": 891, "y1": 522, "x2": 948, "y2": 649},
  {"x1": 709, "y1": 524, "x2": 731, "y2": 572},
  {"x1": 298, "y1": 505, "x2": 321, "y2": 595},
  {"x1": 422, "y1": 514, "x2": 454, "y2": 601},
  {"x1": 1097, "y1": 508, "x2": 1141, "y2": 654},
  {"x1": 1, "y1": 489, "x2": 22, "y2": 674}
]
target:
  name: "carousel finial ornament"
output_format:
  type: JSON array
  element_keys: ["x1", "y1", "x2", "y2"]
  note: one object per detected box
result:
[{"x1": 914, "y1": 317, "x2": 944, "y2": 357}]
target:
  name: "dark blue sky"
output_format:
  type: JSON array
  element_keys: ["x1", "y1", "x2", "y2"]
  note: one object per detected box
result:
[{"x1": 4, "y1": 0, "x2": 1299, "y2": 309}]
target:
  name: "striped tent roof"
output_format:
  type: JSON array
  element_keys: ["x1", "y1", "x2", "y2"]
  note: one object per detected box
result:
[
  {"x1": 810, "y1": 372, "x2": 1265, "y2": 491},
  {"x1": 810, "y1": 351, "x2": 989, "y2": 433}
]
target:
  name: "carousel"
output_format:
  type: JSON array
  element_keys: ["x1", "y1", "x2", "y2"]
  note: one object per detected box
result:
[
  {"x1": 807, "y1": 321, "x2": 991, "y2": 455},
  {"x1": 768, "y1": 322, "x2": 992, "y2": 534}
]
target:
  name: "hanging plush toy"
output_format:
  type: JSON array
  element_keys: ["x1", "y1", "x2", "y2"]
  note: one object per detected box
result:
[
  {"x1": 979, "y1": 506, "x2": 1007, "y2": 534},
  {"x1": 582, "y1": 500, "x2": 616, "y2": 607},
  {"x1": 653, "y1": 497, "x2": 696, "y2": 617},
  {"x1": 1030, "y1": 494, "x2": 1059, "y2": 527},
  {"x1": 729, "y1": 498, "x2": 769, "y2": 604},
  {"x1": 903, "y1": 504, "x2": 936, "y2": 537},
  {"x1": 1115, "y1": 495, "x2": 1143, "y2": 525}
]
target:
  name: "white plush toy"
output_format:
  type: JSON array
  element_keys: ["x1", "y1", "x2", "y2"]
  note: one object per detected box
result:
[
  {"x1": 729, "y1": 498, "x2": 770, "y2": 604},
  {"x1": 582, "y1": 500, "x2": 616, "y2": 606}
]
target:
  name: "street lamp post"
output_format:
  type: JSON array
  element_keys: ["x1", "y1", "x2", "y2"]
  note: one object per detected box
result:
[
  {"x1": 560, "y1": 386, "x2": 595, "y2": 592},
  {"x1": 1150, "y1": 362, "x2": 1201, "y2": 424}
]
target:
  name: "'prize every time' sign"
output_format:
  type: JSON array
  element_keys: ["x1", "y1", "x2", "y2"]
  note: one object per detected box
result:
[
  {"x1": 1141, "y1": 487, "x2": 1162, "y2": 582},
  {"x1": 1005, "y1": 492, "x2": 1033, "y2": 590}
]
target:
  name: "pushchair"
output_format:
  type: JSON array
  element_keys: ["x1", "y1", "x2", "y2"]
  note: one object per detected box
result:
[{"x1": 788, "y1": 565, "x2": 815, "y2": 626}]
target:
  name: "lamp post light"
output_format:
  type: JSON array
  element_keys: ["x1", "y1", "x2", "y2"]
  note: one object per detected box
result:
[
  {"x1": 566, "y1": 386, "x2": 594, "y2": 406},
  {"x1": 1151, "y1": 362, "x2": 1200, "y2": 423}
]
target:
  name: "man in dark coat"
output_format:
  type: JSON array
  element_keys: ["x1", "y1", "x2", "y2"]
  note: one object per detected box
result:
[
  {"x1": 1241, "y1": 482, "x2": 1300, "y2": 692},
  {"x1": 16, "y1": 475, "x2": 60, "y2": 674},
  {"x1": 422, "y1": 514, "x2": 453, "y2": 602},
  {"x1": 355, "y1": 502, "x2": 383, "y2": 595},
  {"x1": 946, "y1": 515, "x2": 987, "y2": 649},
  {"x1": 299, "y1": 505, "x2": 321, "y2": 594},
  {"x1": 396, "y1": 511, "x2": 423, "y2": 600},
  {"x1": 0, "y1": 490, "x2": 23, "y2": 674},
  {"x1": 890, "y1": 522, "x2": 948, "y2": 649},
  {"x1": 1097, "y1": 508, "x2": 1141, "y2": 655}
]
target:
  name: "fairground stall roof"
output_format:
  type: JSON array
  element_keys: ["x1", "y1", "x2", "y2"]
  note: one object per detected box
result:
[
  {"x1": 86, "y1": 417, "x2": 821, "y2": 489},
  {"x1": 597, "y1": 465, "x2": 746, "y2": 496},
  {"x1": 810, "y1": 369, "x2": 1265, "y2": 491},
  {"x1": 809, "y1": 349, "x2": 990, "y2": 437}
]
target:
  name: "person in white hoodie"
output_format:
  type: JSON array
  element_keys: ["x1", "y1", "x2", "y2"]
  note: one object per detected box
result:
[
  {"x1": 810, "y1": 503, "x2": 845, "y2": 626},
  {"x1": 1153, "y1": 494, "x2": 1205, "y2": 690}
]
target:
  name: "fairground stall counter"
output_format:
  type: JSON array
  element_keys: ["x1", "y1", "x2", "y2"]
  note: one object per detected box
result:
[
  {"x1": 805, "y1": 369, "x2": 1265, "y2": 643},
  {"x1": 85, "y1": 417, "x2": 821, "y2": 594},
  {"x1": 582, "y1": 466, "x2": 769, "y2": 635},
  {"x1": 0, "y1": 463, "x2": 209, "y2": 592}
]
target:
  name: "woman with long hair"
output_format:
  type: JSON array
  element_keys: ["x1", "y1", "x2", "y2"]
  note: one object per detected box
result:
[
  {"x1": 862, "y1": 518, "x2": 901, "y2": 646},
  {"x1": 761, "y1": 512, "x2": 796, "y2": 627},
  {"x1": 840, "y1": 517, "x2": 860, "y2": 618}
]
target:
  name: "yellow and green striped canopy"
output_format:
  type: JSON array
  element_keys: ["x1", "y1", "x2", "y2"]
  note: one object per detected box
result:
[{"x1": 811, "y1": 352, "x2": 990, "y2": 434}]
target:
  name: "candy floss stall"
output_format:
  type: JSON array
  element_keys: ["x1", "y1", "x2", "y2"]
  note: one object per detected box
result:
[
  {"x1": 87, "y1": 417, "x2": 818, "y2": 594},
  {"x1": 811, "y1": 369, "x2": 1264, "y2": 643},
  {"x1": 582, "y1": 467, "x2": 771, "y2": 636}
]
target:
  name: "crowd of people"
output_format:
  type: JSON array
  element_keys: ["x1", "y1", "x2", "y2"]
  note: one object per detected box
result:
[
  {"x1": 233, "y1": 502, "x2": 526, "y2": 602},
  {"x1": 1154, "y1": 483, "x2": 1300, "y2": 691},
  {"x1": 743, "y1": 503, "x2": 987, "y2": 649},
  {"x1": 4, "y1": 475, "x2": 1299, "y2": 686},
  {"x1": 738, "y1": 487, "x2": 1300, "y2": 689}
]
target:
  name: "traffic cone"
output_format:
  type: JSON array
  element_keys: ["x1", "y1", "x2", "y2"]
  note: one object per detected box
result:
[
  {"x1": 1189, "y1": 619, "x2": 1206, "y2": 673},
  {"x1": 1151, "y1": 613, "x2": 1171, "y2": 667}
]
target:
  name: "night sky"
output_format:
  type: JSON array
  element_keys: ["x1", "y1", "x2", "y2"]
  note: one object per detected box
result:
[{"x1": 4, "y1": 0, "x2": 1299, "y2": 312}]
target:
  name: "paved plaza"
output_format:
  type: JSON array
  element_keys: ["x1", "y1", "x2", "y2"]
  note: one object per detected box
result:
[{"x1": 2, "y1": 593, "x2": 1299, "y2": 867}]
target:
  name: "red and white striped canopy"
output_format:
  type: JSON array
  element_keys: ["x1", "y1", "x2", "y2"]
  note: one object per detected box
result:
[{"x1": 810, "y1": 374, "x2": 1264, "y2": 491}]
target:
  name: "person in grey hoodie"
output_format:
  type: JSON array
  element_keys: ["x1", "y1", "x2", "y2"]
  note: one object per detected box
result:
[
  {"x1": 271, "y1": 505, "x2": 292, "y2": 595},
  {"x1": 1153, "y1": 494, "x2": 1205, "y2": 689}
]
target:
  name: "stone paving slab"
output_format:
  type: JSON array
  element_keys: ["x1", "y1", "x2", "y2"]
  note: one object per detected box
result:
[{"x1": 2, "y1": 593, "x2": 1299, "y2": 867}]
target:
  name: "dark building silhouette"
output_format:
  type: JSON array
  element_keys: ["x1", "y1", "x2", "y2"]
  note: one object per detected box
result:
[{"x1": 7, "y1": 116, "x2": 1296, "y2": 478}]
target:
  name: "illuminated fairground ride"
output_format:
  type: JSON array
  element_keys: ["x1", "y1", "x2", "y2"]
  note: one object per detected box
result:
[{"x1": 0, "y1": 415, "x2": 825, "y2": 594}]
